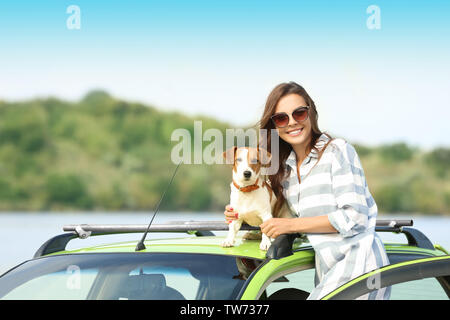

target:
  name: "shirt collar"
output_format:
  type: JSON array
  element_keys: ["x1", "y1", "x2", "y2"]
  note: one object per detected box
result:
[
  {"x1": 285, "y1": 133, "x2": 330, "y2": 170},
  {"x1": 285, "y1": 150, "x2": 297, "y2": 170}
]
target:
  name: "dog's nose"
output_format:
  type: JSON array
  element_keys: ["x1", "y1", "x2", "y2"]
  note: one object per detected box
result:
[{"x1": 243, "y1": 170, "x2": 252, "y2": 179}]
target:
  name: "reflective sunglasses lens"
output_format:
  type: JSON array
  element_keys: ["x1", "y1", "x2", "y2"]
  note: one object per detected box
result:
[
  {"x1": 292, "y1": 108, "x2": 308, "y2": 122},
  {"x1": 272, "y1": 114, "x2": 289, "y2": 127}
]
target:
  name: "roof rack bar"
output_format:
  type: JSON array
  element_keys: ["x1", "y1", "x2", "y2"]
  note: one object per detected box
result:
[
  {"x1": 375, "y1": 219, "x2": 413, "y2": 228},
  {"x1": 34, "y1": 219, "x2": 429, "y2": 259},
  {"x1": 35, "y1": 222, "x2": 233, "y2": 258},
  {"x1": 63, "y1": 219, "x2": 413, "y2": 235},
  {"x1": 62, "y1": 222, "x2": 258, "y2": 235}
]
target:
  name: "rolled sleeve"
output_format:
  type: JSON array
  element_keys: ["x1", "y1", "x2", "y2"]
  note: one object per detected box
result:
[{"x1": 328, "y1": 142, "x2": 369, "y2": 238}]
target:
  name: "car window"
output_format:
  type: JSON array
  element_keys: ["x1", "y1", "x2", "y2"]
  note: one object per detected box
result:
[
  {"x1": 326, "y1": 256, "x2": 450, "y2": 300},
  {"x1": 0, "y1": 253, "x2": 262, "y2": 300},
  {"x1": 355, "y1": 277, "x2": 448, "y2": 300},
  {"x1": 263, "y1": 267, "x2": 315, "y2": 300},
  {"x1": 1, "y1": 266, "x2": 98, "y2": 300},
  {"x1": 387, "y1": 278, "x2": 447, "y2": 300}
]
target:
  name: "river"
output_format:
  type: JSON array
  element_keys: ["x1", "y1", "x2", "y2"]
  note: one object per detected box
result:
[{"x1": 1, "y1": 211, "x2": 449, "y2": 275}]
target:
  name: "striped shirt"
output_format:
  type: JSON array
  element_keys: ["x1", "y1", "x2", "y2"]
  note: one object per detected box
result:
[{"x1": 281, "y1": 133, "x2": 391, "y2": 300}]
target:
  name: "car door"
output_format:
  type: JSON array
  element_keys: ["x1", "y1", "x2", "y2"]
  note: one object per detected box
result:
[{"x1": 321, "y1": 255, "x2": 450, "y2": 300}]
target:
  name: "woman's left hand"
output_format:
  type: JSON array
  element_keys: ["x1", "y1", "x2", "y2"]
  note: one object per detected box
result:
[{"x1": 260, "y1": 218, "x2": 295, "y2": 239}]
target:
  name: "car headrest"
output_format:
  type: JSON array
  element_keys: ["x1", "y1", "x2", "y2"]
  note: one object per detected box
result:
[{"x1": 125, "y1": 273, "x2": 166, "y2": 293}]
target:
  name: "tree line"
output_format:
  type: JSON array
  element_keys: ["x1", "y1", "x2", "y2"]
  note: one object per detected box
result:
[{"x1": 0, "y1": 91, "x2": 448, "y2": 215}]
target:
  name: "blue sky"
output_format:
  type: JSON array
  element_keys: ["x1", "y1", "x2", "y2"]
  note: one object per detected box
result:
[{"x1": 0, "y1": 1, "x2": 449, "y2": 148}]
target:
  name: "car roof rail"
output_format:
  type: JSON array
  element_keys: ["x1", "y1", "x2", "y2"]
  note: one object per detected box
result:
[
  {"x1": 374, "y1": 219, "x2": 434, "y2": 250},
  {"x1": 374, "y1": 228, "x2": 435, "y2": 250},
  {"x1": 267, "y1": 219, "x2": 434, "y2": 260},
  {"x1": 33, "y1": 221, "x2": 258, "y2": 258},
  {"x1": 33, "y1": 219, "x2": 433, "y2": 259}
]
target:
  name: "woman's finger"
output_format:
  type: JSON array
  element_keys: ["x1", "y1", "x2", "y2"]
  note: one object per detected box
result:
[
  {"x1": 260, "y1": 220, "x2": 270, "y2": 235},
  {"x1": 224, "y1": 210, "x2": 238, "y2": 218},
  {"x1": 224, "y1": 205, "x2": 238, "y2": 224}
]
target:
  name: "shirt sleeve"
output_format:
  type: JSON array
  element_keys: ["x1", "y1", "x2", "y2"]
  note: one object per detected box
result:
[{"x1": 327, "y1": 142, "x2": 370, "y2": 238}]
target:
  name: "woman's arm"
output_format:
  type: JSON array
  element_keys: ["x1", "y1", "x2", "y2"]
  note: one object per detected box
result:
[
  {"x1": 326, "y1": 141, "x2": 371, "y2": 238},
  {"x1": 260, "y1": 216, "x2": 337, "y2": 239},
  {"x1": 224, "y1": 205, "x2": 337, "y2": 238}
]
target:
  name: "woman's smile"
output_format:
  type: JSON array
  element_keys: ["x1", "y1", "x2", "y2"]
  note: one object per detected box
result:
[{"x1": 286, "y1": 127, "x2": 304, "y2": 137}]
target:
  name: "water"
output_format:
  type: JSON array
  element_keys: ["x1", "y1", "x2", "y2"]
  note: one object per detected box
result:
[
  {"x1": 0, "y1": 211, "x2": 449, "y2": 275},
  {"x1": 0, "y1": 211, "x2": 225, "y2": 275}
]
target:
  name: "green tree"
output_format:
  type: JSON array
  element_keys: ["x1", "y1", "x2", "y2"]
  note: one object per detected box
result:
[
  {"x1": 377, "y1": 142, "x2": 414, "y2": 162},
  {"x1": 46, "y1": 174, "x2": 93, "y2": 209},
  {"x1": 425, "y1": 147, "x2": 450, "y2": 177}
]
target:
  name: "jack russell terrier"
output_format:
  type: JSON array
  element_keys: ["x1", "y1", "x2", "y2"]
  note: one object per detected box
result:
[{"x1": 222, "y1": 146, "x2": 293, "y2": 250}]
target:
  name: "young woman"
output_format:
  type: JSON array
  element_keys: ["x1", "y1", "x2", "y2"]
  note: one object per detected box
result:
[{"x1": 224, "y1": 81, "x2": 391, "y2": 300}]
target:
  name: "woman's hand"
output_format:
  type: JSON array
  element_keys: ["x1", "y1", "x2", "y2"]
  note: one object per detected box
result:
[
  {"x1": 261, "y1": 216, "x2": 337, "y2": 238},
  {"x1": 260, "y1": 218, "x2": 295, "y2": 238},
  {"x1": 224, "y1": 204, "x2": 239, "y2": 224}
]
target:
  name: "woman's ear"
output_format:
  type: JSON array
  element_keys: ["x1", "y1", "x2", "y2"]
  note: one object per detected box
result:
[
  {"x1": 258, "y1": 148, "x2": 272, "y2": 167},
  {"x1": 223, "y1": 146, "x2": 237, "y2": 165}
]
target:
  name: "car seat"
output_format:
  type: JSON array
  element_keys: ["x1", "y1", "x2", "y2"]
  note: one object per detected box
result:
[{"x1": 119, "y1": 274, "x2": 185, "y2": 300}]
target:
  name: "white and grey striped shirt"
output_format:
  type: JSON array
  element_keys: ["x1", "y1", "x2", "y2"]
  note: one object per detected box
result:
[{"x1": 282, "y1": 133, "x2": 391, "y2": 300}]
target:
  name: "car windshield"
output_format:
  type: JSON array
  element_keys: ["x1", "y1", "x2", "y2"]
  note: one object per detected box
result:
[{"x1": 0, "y1": 253, "x2": 262, "y2": 300}]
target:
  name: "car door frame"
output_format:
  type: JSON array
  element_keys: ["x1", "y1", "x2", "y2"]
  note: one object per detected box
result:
[{"x1": 238, "y1": 248, "x2": 315, "y2": 300}]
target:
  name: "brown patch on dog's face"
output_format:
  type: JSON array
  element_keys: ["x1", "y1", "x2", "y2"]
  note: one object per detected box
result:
[
  {"x1": 223, "y1": 146, "x2": 237, "y2": 172},
  {"x1": 247, "y1": 148, "x2": 261, "y2": 175},
  {"x1": 258, "y1": 148, "x2": 272, "y2": 167}
]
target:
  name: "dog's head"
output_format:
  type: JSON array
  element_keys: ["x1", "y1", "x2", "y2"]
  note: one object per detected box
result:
[{"x1": 223, "y1": 147, "x2": 272, "y2": 185}]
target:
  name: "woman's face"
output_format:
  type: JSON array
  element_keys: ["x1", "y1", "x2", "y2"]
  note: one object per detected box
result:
[{"x1": 274, "y1": 93, "x2": 312, "y2": 150}]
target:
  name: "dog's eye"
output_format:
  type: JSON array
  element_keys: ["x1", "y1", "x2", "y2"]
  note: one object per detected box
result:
[
  {"x1": 236, "y1": 158, "x2": 242, "y2": 162},
  {"x1": 250, "y1": 158, "x2": 258, "y2": 164}
]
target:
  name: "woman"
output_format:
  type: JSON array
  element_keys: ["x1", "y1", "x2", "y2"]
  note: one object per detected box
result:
[{"x1": 225, "y1": 81, "x2": 391, "y2": 300}]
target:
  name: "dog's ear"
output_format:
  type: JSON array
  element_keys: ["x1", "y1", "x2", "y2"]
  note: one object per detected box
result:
[
  {"x1": 258, "y1": 148, "x2": 272, "y2": 167},
  {"x1": 223, "y1": 146, "x2": 237, "y2": 165}
]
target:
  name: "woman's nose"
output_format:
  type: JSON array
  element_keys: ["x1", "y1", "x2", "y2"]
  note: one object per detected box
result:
[{"x1": 287, "y1": 114, "x2": 298, "y2": 126}]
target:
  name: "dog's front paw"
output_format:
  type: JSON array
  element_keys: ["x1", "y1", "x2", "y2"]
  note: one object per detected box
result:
[
  {"x1": 222, "y1": 238, "x2": 235, "y2": 247},
  {"x1": 259, "y1": 239, "x2": 272, "y2": 251}
]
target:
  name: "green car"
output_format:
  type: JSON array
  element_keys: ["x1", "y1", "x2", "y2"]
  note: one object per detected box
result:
[{"x1": 0, "y1": 219, "x2": 449, "y2": 300}]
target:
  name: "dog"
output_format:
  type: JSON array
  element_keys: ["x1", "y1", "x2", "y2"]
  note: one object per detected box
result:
[{"x1": 221, "y1": 146, "x2": 292, "y2": 250}]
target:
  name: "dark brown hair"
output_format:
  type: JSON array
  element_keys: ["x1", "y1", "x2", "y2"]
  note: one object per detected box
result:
[{"x1": 258, "y1": 81, "x2": 331, "y2": 217}]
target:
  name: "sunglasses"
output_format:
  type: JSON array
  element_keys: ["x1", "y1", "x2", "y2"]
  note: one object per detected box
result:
[{"x1": 270, "y1": 106, "x2": 310, "y2": 128}]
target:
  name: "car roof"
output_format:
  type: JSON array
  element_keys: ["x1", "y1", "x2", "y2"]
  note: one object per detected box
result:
[
  {"x1": 45, "y1": 237, "x2": 445, "y2": 263},
  {"x1": 48, "y1": 235, "x2": 307, "y2": 260}
]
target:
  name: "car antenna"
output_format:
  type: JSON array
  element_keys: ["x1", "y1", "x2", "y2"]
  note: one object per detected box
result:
[{"x1": 135, "y1": 160, "x2": 182, "y2": 251}]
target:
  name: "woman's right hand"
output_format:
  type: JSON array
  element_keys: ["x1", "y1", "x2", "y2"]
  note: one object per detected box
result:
[{"x1": 224, "y1": 204, "x2": 238, "y2": 224}]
